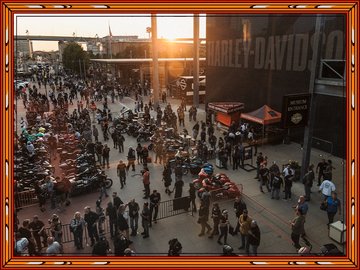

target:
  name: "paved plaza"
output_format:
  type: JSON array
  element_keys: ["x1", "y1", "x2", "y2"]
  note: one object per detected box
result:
[{"x1": 15, "y1": 84, "x2": 346, "y2": 256}]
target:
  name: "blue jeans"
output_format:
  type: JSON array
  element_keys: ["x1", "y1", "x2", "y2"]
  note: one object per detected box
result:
[
  {"x1": 271, "y1": 188, "x2": 280, "y2": 199},
  {"x1": 130, "y1": 216, "x2": 139, "y2": 233}
]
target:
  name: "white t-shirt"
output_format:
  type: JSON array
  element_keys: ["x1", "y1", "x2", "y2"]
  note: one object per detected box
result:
[
  {"x1": 46, "y1": 241, "x2": 62, "y2": 255},
  {"x1": 16, "y1": 238, "x2": 29, "y2": 256},
  {"x1": 319, "y1": 180, "x2": 336, "y2": 196}
]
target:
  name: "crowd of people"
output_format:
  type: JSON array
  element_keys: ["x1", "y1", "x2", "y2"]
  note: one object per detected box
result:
[{"x1": 14, "y1": 68, "x2": 342, "y2": 256}]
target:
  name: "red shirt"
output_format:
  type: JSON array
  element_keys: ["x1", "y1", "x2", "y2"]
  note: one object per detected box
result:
[{"x1": 143, "y1": 171, "x2": 150, "y2": 185}]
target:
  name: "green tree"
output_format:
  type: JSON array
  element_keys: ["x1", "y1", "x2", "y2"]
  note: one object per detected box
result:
[{"x1": 62, "y1": 42, "x2": 89, "y2": 74}]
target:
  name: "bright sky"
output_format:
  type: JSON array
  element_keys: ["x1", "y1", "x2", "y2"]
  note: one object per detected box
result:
[{"x1": 15, "y1": 14, "x2": 206, "y2": 51}]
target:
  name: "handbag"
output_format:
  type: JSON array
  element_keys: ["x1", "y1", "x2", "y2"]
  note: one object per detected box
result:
[{"x1": 320, "y1": 201, "x2": 327, "y2": 211}]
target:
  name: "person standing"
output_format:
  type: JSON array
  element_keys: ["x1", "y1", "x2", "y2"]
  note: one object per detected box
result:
[
  {"x1": 217, "y1": 209, "x2": 230, "y2": 245},
  {"x1": 117, "y1": 160, "x2": 127, "y2": 189},
  {"x1": 118, "y1": 134, "x2": 125, "y2": 153},
  {"x1": 316, "y1": 159, "x2": 327, "y2": 186},
  {"x1": 143, "y1": 168, "x2": 150, "y2": 199},
  {"x1": 136, "y1": 143, "x2": 143, "y2": 165},
  {"x1": 303, "y1": 165, "x2": 315, "y2": 201},
  {"x1": 84, "y1": 206, "x2": 99, "y2": 247},
  {"x1": 92, "y1": 235, "x2": 110, "y2": 256},
  {"x1": 102, "y1": 144, "x2": 110, "y2": 169},
  {"x1": 283, "y1": 170, "x2": 294, "y2": 201},
  {"x1": 141, "y1": 202, "x2": 150, "y2": 238},
  {"x1": 174, "y1": 178, "x2": 184, "y2": 198},
  {"x1": 46, "y1": 236, "x2": 62, "y2": 256},
  {"x1": 70, "y1": 211, "x2": 85, "y2": 250},
  {"x1": 29, "y1": 215, "x2": 47, "y2": 253},
  {"x1": 117, "y1": 204, "x2": 130, "y2": 241},
  {"x1": 270, "y1": 172, "x2": 283, "y2": 200},
  {"x1": 324, "y1": 160, "x2": 335, "y2": 180},
  {"x1": 208, "y1": 203, "x2": 221, "y2": 238},
  {"x1": 238, "y1": 209, "x2": 252, "y2": 254},
  {"x1": 248, "y1": 220, "x2": 261, "y2": 256},
  {"x1": 255, "y1": 152, "x2": 264, "y2": 179},
  {"x1": 128, "y1": 199, "x2": 140, "y2": 236},
  {"x1": 163, "y1": 164, "x2": 172, "y2": 195},
  {"x1": 112, "y1": 192, "x2": 124, "y2": 211},
  {"x1": 105, "y1": 202, "x2": 117, "y2": 238},
  {"x1": 188, "y1": 183, "x2": 197, "y2": 213},
  {"x1": 319, "y1": 178, "x2": 336, "y2": 200},
  {"x1": 259, "y1": 164, "x2": 271, "y2": 193},
  {"x1": 149, "y1": 190, "x2": 161, "y2": 226},
  {"x1": 198, "y1": 201, "x2": 212, "y2": 236},
  {"x1": 18, "y1": 219, "x2": 37, "y2": 255},
  {"x1": 127, "y1": 146, "x2": 136, "y2": 171},
  {"x1": 326, "y1": 192, "x2": 341, "y2": 227},
  {"x1": 290, "y1": 208, "x2": 305, "y2": 250},
  {"x1": 233, "y1": 196, "x2": 247, "y2": 235}
]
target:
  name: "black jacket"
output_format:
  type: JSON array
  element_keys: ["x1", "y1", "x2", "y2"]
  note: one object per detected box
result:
[{"x1": 248, "y1": 226, "x2": 261, "y2": 246}]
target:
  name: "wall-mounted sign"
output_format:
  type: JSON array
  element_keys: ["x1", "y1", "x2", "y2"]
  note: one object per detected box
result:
[{"x1": 282, "y1": 94, "x2": 311, "y2": 128}]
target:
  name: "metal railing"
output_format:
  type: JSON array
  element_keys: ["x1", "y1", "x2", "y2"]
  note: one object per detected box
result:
[
  {"x1": 156, "y1": 196, "x2": 193, "y2": 220},
  {"x1": 15, "y1": 189, "x2": 38, "y2": 209}
]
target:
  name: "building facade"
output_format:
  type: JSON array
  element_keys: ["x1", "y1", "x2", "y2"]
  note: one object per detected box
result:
[{"x1": 206, "y1": 15, "x2": 345, "y2": 157}]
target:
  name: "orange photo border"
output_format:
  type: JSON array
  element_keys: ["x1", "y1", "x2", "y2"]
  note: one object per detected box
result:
[{"x1": 0, "y1": 1, "x2": 358, "y2": 269}]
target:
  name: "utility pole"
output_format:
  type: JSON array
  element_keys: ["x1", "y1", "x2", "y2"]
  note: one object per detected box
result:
[
  {"x1": 193, "y1": 14, "x2": 200, "y2": 108},
  {"x1": 300, "y1": 15, "x2": 324, "y2": 181},
  {"x1": 151, "y1": 14, "x2": 160, "y2": 107}
]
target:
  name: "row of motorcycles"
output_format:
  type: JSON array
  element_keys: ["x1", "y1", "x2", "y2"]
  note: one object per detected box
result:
[
  {"x1": 109, "y1": 109, "x2": 157, "y2": 142},
  {"x1": 58, "y1": 142, "x2": 113, "y2": 196}
]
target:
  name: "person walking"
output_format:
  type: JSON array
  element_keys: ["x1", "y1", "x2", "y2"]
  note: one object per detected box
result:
[
  {"x1": 325, "y1": 192, "x2": 341, "y2": 227},
  {"x1": 70, "y1": 211, "x2": 85, "y2": 250},
  {"x1": 141, "y1": 202, "x2": 150, "y2": 238},
  {"x1": 128, "y1": 199, "x2": 140, "y2": 236},
  {"x1": 208, "y1": 203, "x2": 221, "y2": 238},
  {"x1": 149, "y1": 190, "x2": 161, "y2": 226},
  {"x1": 238, "y1": 209, "x2": 252, "y2": 255},
  {"x1": 290, "y1": 208, "x2": 305, "y2": 250},
  {"x1": 198, "y1": 201, "x2": 212, "y2": 236},
  {"x1": 217, "y1": 209, "x2": 230, "y2": 245},
  {"x1": 303, "y1": 165, "x2": 315, "y2": 201},
  {"x1": 248, "y1": 220, "x2": 261, "y2": 256},
  {"x1": 142, "y1": 168, "x2": 150, "y2": 199},
  {"x1": 117, "y1": 160, "x2": 127, "y2": 189}
]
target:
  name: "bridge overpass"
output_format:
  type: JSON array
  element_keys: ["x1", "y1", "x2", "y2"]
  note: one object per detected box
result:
[{"x1": 15, "y1": 35, "x2": 97, "y2": 42}]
